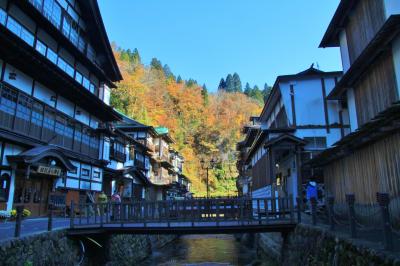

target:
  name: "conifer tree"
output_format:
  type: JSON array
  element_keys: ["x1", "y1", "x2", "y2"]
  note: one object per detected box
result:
[
  {"x1": 202, "y1": 84, "x2": 209, "y2": 106},
  {"x1": 150, "y1": 58, "x2": 163, "y2": 71},
  {"x1": 244, "y1": 83, "x2": 252, "y2": 96},
  {"x1": 232, "y1": 73, "x2": 242, "y2": 92},
  {"x1": 218, "y1": 78, "x2": 226, "y2": 91},
  {"x1": 225, "y1": 74, "x2": 234, "y2": 92},
  {"x1": 177, "y1": 75, "x2": 183, "y2": 83}
]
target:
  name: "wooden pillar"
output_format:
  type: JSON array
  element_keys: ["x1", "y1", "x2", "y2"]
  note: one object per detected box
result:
[{"x1": 295, "y1": 146, "x2": 303, "y2": 209}]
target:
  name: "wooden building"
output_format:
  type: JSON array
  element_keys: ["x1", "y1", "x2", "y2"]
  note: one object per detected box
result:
[
  {"x1": 237, "y1": 66, "x2": 345, "y2": 201},
  {"x1": 0, "y1": 0, "x2": 122, "y2": 215},
  {"x1": 310, "y1": 0, "x2": 400, "y2": 204},
  {"x1": 115, "y1": 117, "x2": 190, "y2": 201}
]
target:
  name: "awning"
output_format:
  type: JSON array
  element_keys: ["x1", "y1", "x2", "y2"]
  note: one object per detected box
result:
[
  {"x1": 7, "y1": 145, "x2": 76, "y2": 172},
  {"x1": 263, "y1": 133, "x2": 307, "y2": 149},
  {"x1": 105, "y1": 166, "x2": 152, "y2": 186}
]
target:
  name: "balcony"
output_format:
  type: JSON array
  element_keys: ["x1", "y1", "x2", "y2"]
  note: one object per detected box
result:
[
  {"x1": 0, "y1": 82, "x2": 100, "y2": 159},
  {"x1": 0, "y1": 7, "x2": 120, "y2": 121}
]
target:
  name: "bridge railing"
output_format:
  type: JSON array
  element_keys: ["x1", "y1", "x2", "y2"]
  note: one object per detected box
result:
[{"x1": 69, "y1": 196, "x2": 295, "y2": 228}]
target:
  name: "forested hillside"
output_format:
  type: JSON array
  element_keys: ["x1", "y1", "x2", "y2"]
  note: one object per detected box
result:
[{"x1": 111, "y1": 46, "x2": 263, "y2": 196}]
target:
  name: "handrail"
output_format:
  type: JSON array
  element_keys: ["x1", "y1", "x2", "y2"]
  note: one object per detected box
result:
[{"x1": 69, "y1": 196, "x2": 296, "y2": 229}]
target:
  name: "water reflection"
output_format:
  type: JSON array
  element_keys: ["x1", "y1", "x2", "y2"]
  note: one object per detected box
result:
[{"x1": 141, "y1": 234, "x2": 258, "y2": 266}]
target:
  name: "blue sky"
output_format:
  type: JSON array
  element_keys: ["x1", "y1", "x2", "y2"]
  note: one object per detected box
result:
[{"x1": 98, "y1": 0, "x2": 342, "y2": 92}]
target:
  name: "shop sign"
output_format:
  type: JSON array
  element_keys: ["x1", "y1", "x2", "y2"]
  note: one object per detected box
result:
[{"x1": 37, "y1": 165, "x2": 62, "y2": 176}]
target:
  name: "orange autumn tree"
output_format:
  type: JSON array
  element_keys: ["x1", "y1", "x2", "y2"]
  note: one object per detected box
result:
[{"x1": 111, "y1": 46, "x2": 262, "y2": 195}]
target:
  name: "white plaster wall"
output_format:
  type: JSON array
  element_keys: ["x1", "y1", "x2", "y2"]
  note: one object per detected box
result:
[
  {"x1": 56, "y1": 96, "x2": 74, "y2": 117},
  {"x1": 280, "y1": 79, "x2": 328, "y2": 126},
  {"x1": 2, "y1": 143, "x2": 24, "y2": 166},
  {"x1": 89, "y1": 116, "x2": 99, "y2": 129},
  {"x1": 392, "y1": 35, "x2": 400, "y2": 98},
  {"x1": 384, "y1": 0, "x2": 400, "y2": 18},
  {"x1": 33, "y1": 82, "x2": 56, "y2": 107},
  {"x1": 339, "y1": 30, "x2": 351, "y2": 72},
  {"x1": 103, "y1": 84, "x2": 111, "y2": 105},
  {"x1": 4, "y1": 64, "x2": 33, "y2": 95},
  {"x1": 107, "y1": 160, "x2": 124, "y2": 170},
  {"x1": 75, "y1": 107, "x2": 90, "y2": 125},
  {"x1": 295, "y1": 128, "x2": 342, "y2": 148},
  {"x1": 346, "y1": 88, "x2": 358, "y2": 132}
]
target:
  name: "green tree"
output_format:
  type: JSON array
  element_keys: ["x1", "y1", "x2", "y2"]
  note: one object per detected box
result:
[
  {"x1": 202, "y1": 84, "x2": 209, "y2": 106},
  {"x1": 177, "y1": 75, "x2": 183, "y2": 83},
  {"x1": 244, "y1": 82, "x2": 252, "y2": 96},
  {"x1": 225, "y1": 74, "x2": 234, "y2": 92},
  {"x1": 232, "y1": 73, "x2": 242, "y2": 92},
  {"x1": 186, "y1": 79, "x2": 198, "y2": 87},
  {"x1": 150, "y1": 58, "x2": 163, "y2": 71},
  {"x1": 263, "y1": 83, "x2": 272, "y2": 102},
  {"x1": 218, "y1": 78, "x2": 226, "y2": 91},
  {"x1": 163, "y1": 64, "x2": 175, "y2": 80}
]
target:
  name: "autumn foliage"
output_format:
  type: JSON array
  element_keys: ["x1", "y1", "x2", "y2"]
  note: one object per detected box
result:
[{"x1": 111, "y1": 46, "x2": 262, "y2": 196}]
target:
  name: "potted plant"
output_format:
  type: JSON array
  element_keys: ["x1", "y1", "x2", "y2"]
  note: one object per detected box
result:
[{"x1": 0, "y1": 210, "x2": 12, "y2": 222}]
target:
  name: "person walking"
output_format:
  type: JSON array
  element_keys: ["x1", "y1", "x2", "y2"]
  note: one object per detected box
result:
[
  {"x1": 306, "y1": 180, "x2": 318, "y2": 213},
  {"x1": 97, "y1": 191, "x2": 108, "y2": 216}
]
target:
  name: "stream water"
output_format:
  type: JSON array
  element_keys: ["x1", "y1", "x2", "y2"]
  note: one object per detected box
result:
[{"x1": 140, "y1": 234, "x2": 275, "y2": 266}]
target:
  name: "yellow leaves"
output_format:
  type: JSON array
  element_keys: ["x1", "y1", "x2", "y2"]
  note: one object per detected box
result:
[{"x1": 112, "y1": 47, "x2": 262, "y2": 194}]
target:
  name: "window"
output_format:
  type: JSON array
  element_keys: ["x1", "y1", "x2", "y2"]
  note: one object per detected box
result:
[
  {"x1": 35, "y1": 40, "x2": 47, "y2": 56},
  {"x1": 46, "y1": 48, "x2": 58, "y2": 64},
  {"x1": 62, "y1": 15, "x2": 72, "y2": 37},
  {"x1": 42, "y1": 108, "x2": 56, "y2": 142},
  {"x1": 43, "y1": 0, "x2": 62, "y2": 29},
  {"x1": 30, "y1": 101, "x2": 43, "y2": 139},
  {"x1": 0, "y1": 173, "x2": 11, "y2": 202},
  {"x1": 0, "y1": 87, "x2": 17, "y2": 129},
  {"x1": 82, "y1": 77, "x2": 90, "y2": 90},
  {"x1": 0, "y1": 8, "x2": 6, "y2": 26},
  {"x1": 15, "y1": 94, "x2": 33, "y2": 134},
  {"x1": 75, "y1": 71, "x2": 83, "y2": 84},
  {"x1": 81, "y1": 168, "x2": 90, "y2": 179},
  {"x1": 73, "y1": 123, "x2": 82, "y2": 152},
  {"x1": 92, "y1": 171, "x2": 100, "y2": 180},
  {"x1": 304, "y1": 137, "x2": 327, "y2": 150},
  {"x1": 29, "y1": 0, "x2": 44, "y2": 10},
  {"x1": 55, "y1": 114, "x2": 66, "y2": 146}
]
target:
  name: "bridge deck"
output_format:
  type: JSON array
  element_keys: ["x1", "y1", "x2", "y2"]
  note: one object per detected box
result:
[{"x1": 67, "y1": 197, "x2": 297, "y2": 235}]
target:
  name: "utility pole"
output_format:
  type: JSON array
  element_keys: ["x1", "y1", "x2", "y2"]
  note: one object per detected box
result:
[{"x1": 200, "y1": 158, "x2": 217, "y2": 199}]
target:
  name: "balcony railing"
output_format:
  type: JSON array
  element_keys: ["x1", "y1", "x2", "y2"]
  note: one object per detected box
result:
[
  {"x1": 0, "y1": 7, "x2": 101, "y2": 99},
  {"x1": 0, "y1": 82, "x2": 100, "y2": 159}
]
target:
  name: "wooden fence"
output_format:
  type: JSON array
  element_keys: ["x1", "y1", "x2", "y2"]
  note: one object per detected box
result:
[{"x1": 69, "y1": 197, "x2": 295, "y2": 228}]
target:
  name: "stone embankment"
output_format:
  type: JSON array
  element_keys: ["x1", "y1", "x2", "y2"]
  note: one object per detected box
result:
[
  {"x1": 0, "y1": 230, "x2": 177, "y2": 266},
  {"x1": 252, "y1": 225, "x2": 400, "y2": 266}
]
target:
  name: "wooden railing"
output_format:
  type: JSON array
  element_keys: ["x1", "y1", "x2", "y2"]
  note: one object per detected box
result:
[{"x1": 69, "y1": 197, "x2": 295, "y2": 228}]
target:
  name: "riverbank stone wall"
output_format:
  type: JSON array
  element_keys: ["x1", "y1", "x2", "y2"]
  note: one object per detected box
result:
[
  {"x1": 0, "y1": 230, "x2": 178, "y2": 266},
  {"x1": 254, "y1": 225, "x2": 400, "y2": 266},
  {"x1": 0, "y1": 230, "x2": 81, "y2": 266}
]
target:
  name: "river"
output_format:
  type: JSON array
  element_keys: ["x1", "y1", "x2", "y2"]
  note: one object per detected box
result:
[{"x1": 140, "y1": 234, "x2": 276, "y2": 266}]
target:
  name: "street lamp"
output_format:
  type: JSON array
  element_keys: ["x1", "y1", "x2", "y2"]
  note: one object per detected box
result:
[{"x1": 200, "y1": 158, "x2": 217, "y2": 199}]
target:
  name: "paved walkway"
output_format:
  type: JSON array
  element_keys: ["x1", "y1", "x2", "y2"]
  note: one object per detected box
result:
[{"x1": 0, "y1": 218, "x2": 69, "y2": 242}]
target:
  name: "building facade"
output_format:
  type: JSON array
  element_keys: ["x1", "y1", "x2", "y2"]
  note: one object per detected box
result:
[
  {"x1": 237, "y1": 66, "x2": 345, "y2": 202},
  {"x1": 310, "y1": 0, "x2": 400, "y2": 204},
  {"x1": 0, "y1": 0, "x2": 122, "y2": 216}
]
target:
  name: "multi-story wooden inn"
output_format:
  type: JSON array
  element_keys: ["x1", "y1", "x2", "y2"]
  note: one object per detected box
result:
[
  {"x1": 309, "y1": 0, "x2": 400, "y2": 204},
  {"x1": 237, "y1": 66, "x2": 345, "y2": 201},
  {"x1": 0, "y1": 0, "x2": 122, "y2": 216}
]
